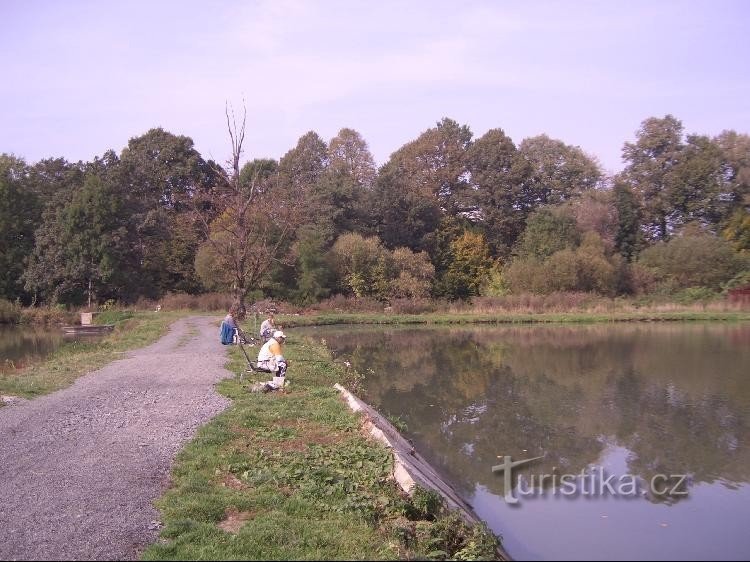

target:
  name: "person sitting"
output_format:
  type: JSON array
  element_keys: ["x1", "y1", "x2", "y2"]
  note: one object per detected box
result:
[
  {"x1": 257, "y1": 330, "x2": 288, "y2": 378},
  {"x1": 220, "y1": 303, "x2": 247, "y2": 345},
  {"x1": 259, "y1": 313, "x2": 277, "y2": 341}
]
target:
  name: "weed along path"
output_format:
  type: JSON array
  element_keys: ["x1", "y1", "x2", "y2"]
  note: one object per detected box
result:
[{"x1": 0, "y1": 316, "x2": 232, "y2": 561}]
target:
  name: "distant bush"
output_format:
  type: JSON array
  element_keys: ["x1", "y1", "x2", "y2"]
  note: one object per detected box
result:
[
  {"x1": 19, "y1": 306, "x2": 77, "y2": 325},
  {"x1": 503, "y1": 233, "x2": 620, "y2": 295},
  {"x1": 0, "y1": 298, "x2": 21, "y2": 324},
  {"x1": 329, "y1": 233, "x2": 436, "y2": 300},
  {"x1": 722, "y1": 270, "x2": 750, "y2": 293},
  {"x1": 158, "y1": 292, "x2": 234, "y2": 312},
  {"x1": 515, "y1": 207, "x2": 580, "y2": 259},
  {"x1": 637, "y1": 231, "x2": 744, "y2": 291},
  {"x1": 388, "y1": 298, "x2": 441, "y2": 314},
  {"x1": 673, "y1": 286, "x2": 720, "y2": 304},
  {"x1": 311, "y1": 295, "x2": 384, "y2": 313},
  {"x1": 453, "y1": 292, "x2": 612, "y2": 314}
]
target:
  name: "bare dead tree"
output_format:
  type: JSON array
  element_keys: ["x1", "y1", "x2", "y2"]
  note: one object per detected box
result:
[{"x1": 192, "y1": 102, "x2": 304, "y2": 313}]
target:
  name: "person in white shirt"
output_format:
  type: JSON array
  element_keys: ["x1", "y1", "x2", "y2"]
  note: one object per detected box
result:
[{"x1": 257, "y1": 330, "x2": 288, "y2": 377}]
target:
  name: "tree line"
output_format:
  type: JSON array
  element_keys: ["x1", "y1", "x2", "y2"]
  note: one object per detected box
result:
[{"x1": 1, "y1": 113, "x2": 748, "y2": 309}]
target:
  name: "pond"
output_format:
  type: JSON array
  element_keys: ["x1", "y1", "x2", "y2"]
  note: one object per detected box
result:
[
  {"x1": 303, "y1": 323, "x2": 750, "y2": 561},
  {"x1": 0, "y1": 325, "x2": 91, "y2": 375}
]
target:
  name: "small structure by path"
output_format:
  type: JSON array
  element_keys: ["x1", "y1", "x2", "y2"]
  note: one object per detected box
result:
[{"x1": 0, "y1": 316, "x2": 232, "y2": 561}]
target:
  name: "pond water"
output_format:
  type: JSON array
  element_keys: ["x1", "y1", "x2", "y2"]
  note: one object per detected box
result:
[
  {"x1": 303, "y1": 323, "x2": 750, "y2": 561},
  {"x1": 0, "y1": 325, "x2": 85, "y2": 375}
]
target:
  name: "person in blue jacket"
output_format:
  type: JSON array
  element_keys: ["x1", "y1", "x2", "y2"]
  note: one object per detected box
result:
[{"x1": 220, "y1": 303, "x2": 247, "y2": 345}]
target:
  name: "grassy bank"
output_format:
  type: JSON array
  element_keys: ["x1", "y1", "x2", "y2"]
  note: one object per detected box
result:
[
  {"x1": 143, "y1": 339, "x2": 500, "y2": 561},
  {"x1": 273, "y1": 309, "x2": 750, "y2": 329},
  {"x1": 0, "y1": 311, "x2": 188, "y2": 399}
]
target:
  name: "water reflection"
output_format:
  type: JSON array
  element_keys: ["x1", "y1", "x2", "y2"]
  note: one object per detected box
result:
[
  {"x1": 1, "y1": 326, "x2": 72, "y2": 373},
  {"x1": 308, "y1": 323, "x2": 750, "y2": 560}
]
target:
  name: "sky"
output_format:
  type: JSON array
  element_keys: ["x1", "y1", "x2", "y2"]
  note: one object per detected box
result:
[{"x1": 1, "y1": 0, "x2": 749, "y2": 175}]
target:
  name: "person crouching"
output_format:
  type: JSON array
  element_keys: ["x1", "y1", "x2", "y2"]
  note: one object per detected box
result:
[{"x1": 257, "y1": 330, "x2": 288, "y2": 378}]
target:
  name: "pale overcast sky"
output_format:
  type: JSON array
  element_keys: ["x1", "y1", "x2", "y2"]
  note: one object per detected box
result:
[{"x1": 1, "y1": 0, "x2": 749, "y2": 174}]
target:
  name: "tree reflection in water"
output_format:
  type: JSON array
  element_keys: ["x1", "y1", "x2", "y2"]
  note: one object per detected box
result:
[{"x1": 313, "y1": 324, "x2": 750, "y2": 505}]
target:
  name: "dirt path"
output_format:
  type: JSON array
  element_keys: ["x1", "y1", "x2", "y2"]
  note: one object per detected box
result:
[{"x1": 0, "y1": 316, "x2": 234, "y2": 560}]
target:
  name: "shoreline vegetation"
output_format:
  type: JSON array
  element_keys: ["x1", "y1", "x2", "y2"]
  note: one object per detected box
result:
[
  {"x1": 0, "y1": 311, "x2": 189, "y2": 399},
  {"x1": 2, "y1": 302, "x2": 749, "y2": 400},
  {"x1": 2, "y1": 291, "x2": 750, "y2": 327},
  {"x1": 3, "y1": 308, "x2": 748, "y2": 558},
  {"x1": 142, "y1": 339, "x2": 501, "y2": 561}
]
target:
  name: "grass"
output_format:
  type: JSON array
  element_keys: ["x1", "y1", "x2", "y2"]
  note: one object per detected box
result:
[
  {"x1": 143, "y1": 339, "x2": 500, "y2": 561},
  {"x1": 273, "y1": 309, "x2": 750, "y2": 330},
  {"x1": 0, "y1": 311, "x2": 188, "y2": 399}
]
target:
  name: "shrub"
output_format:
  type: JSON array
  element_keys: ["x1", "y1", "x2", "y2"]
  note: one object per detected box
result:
[
  {"x1": 673, "y1": 286, "x2": 719, "y2": 305},
  {"x1": 389, "y1": 298, "x2": 440, "y2": 314},
  {"x1": 311, "y1": 295, "x2": 384, "y2": 313},
  {"x1": 637, "y1": 231, "x2": 744, "y2": 291},
  {"x1": 440, "y1": 232, "x2": 493, "y2": 299},
  {"x1": 159, "y1": 292, "x2": 234, "y2": 312},
  {"x1": 391, "y1": 248, "x2": 435, "y2": 299},
  {"x1": 504, "y1": 233, "x2": 619, "y2": 296},
  {"x1": 329, "y1": 233, "x2": 390, "y2": 298},
  {"x1": 19, "y1": 306, "x2": 77, "y2": 325},
  {"x1": 722, "y1": 270, "x2": 750, "y2": 293},
  {"x1": 516, "y1": 207, "x2": 580, "y2": 259},
  {"x1": 0, "y1": 298, "x2": 21, "y2": 324}
]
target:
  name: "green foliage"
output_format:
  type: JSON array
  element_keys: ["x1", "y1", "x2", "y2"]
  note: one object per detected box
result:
[
  {"x1": 385, "y1": 413, "x2": 409, "y2": 433},
  {"x1": 386, "y1": 117, "x2": 473, "y2": 216},
  {"x1": 412, "y1": 512, "x2": 499, "y2": 561},
  {"x1": 0, "y1": 155, "x2": 39, "y2": 303},
  {"x1": 637, "y1": 228, "x2": 744, "y2": 291},
  {"x1": 722, "y1": 208, "x2": 750, "y2": 253},
  {"x1": 505, "y1": 233, "x2": 619, "y2": 295},
  {"x1": 194, "y1": 242, "x2": 231, "y2": 292},
  {"x1": 613, "y1": 182, "x2": 642, "y2": 260},
  {"x1": 407, "y1": 487, "x2": 442, "y2": 520},
  {"x1": 24, "y1": 173, "x2": 131, "y2": 305},
  {"x1": 479, "y1": 265, "x2": 508, "y2": 297},
  {"x1": 94, "y1": 309, "x2": 135, "y2": 325},
  {"x1": 239, "y1": 158, "x2": 278, "y2": 191},
  {"x1": 328, "y1": 127, "x2": 377, "y2": 189},
  {"x1": 330, "y1": 233, "x2": 389, "y2": 298},
  {"x1": 515, "y1": 208, "x2": 580, "y2": 259},
  {"x1": 440, "y1": 231, "x2": 493, "y2": 300},
  {"x1": 294, "y1": 225, "x2": 332, "y2": 304},
  {"x1": 278, "y1": 131, "x2": 328, "y2": 193},
  {"x1": 329, "y1": 234, "x2": 435, "y2": 301},
  {"x1": 465, "y1": 128, "x2": 527, "y2": 256},
  {"x1": 722, "y1": 270, "x2": 750, "y2": 292},
  {"x1": 119, "y1": 129, "x2": 218, "y2": 298},
  {"x1": 369, "y1": 163, "x2": 443, "y2": 253},
  {"x1": 673, "y1": 286, "x2": 719, "y2": 304},
  {"x1": 621, "y1": 114, "x2": 685, "y2": 241},
  {"x1": 714, "y1": 130, "x2": 750, "y2": 217},
  {"x1": 518, "y1": 133, "x2": 602, "y2": 204},
  {"x1": 11, "y1": 117, "x2": 750, "y2": 307},
  {"x1": 390, "y1": 247, "x2": 435, "y2": 299}
]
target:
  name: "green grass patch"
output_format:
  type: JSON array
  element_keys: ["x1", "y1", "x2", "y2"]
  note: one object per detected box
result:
[
  {"x1": 0, "y1": 311, "x2": 189, "y2": 398},
  {"x1": 94, "y1": 310, "x2": 136, "y2": 325},
  {"x1": 143, "y1": 339, "x2": 500, "y2": 560},
  {"x1": 275, "y1": 310, "x2": 750, "y2": 330}
]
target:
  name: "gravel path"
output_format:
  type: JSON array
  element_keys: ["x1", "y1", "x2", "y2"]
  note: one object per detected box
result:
[{"x1": 0, "y1": 316, "x2": 234, "y2": 561}]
